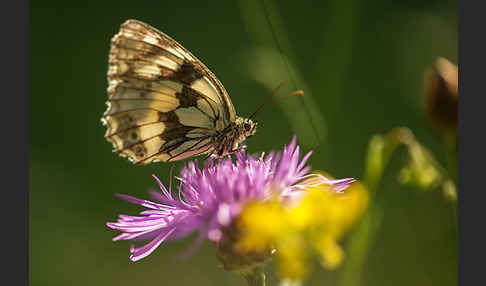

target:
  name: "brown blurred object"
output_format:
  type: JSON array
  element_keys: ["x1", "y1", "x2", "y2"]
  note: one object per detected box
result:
[{"x1": 424, "y1": 57, "x2": 458, "y2": 133}]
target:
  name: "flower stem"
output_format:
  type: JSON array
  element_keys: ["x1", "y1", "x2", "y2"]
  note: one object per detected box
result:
[
  {"x1": 241, "y1": 266, "x2": 266, "y2": 286},
  {"x1": 443, "y1": 132, "x2": 457, "y2": 184},
  {"x1": 237, "y1": 0, "x2": 328, "y2": 152}
]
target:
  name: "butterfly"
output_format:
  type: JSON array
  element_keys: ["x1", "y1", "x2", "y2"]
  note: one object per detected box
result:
[{"x1": 102, "y1": 19, "x2": 257, "y2": 164}]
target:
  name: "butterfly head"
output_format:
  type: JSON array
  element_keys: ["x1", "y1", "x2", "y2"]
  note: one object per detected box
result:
[{"x1": 235, "y1": 117, "x2": 258, "y2": 141}]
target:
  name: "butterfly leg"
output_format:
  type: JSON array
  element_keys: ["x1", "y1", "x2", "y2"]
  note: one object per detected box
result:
[
  {"x1": 227, "y1": 144, "x2": 247, "y2": 155},
  {"x1": 202, "y1": 152, "x2": 214, "y2": 162}
]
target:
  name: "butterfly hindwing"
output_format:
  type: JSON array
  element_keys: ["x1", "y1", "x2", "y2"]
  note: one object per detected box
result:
[{"x1": 103, "y1": 19, "x2": 238, "y2": 164}]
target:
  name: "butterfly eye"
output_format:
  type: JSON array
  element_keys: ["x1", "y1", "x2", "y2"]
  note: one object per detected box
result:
[{"x1": 244, "y1": 122, "x2": 252, "y2": 132}]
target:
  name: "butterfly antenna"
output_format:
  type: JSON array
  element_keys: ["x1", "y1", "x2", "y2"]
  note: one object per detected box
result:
[{"x1": 248, "y1": 84, "x2": 304, "y2": 120}]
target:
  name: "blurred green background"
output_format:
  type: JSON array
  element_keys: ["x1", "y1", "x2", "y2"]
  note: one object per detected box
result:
[{"x1": 30, "y1": 0, "x2": 457, "y2": 285}]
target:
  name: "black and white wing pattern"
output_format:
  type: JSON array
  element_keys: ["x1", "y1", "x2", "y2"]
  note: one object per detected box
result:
[{"x1": 102, "y1": 19, "x2": 238, "y2": 164}]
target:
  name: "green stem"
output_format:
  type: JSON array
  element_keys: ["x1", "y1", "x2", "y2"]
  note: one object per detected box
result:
[
  {"x1": 241, "y1": 266, "x2": 266, "y2": 286},
  {"x1": 312, "y1": 0, "x2": 362, "y2": 124},
  {"x1": 450, "y1": 197, "x2": 458, "y2": 235},
  {"x1": 338, "y1": 207, "x2": 383, "y2": 286},
  {"x1": 443, "y1": 132, "x2": 458, "y2": 187},
  {"x1": 338, "y1": 128, "x2": 410, "y2": 286},
  {"x1": 237, "y1": 0, "x2": 328, "y2": 153},
  {"x1": 339, "y1": 127, "x2": 457, "y2": 286},
  {"x1": 442, "y1": 132, "x2": 458, "y2": 237}
]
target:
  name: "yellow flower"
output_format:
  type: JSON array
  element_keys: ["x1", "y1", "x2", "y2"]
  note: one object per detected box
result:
[
  {"x1": 235, "y1": 174, "x2": 369, "y2": 281},
  {"x1": 313, "y1": 234, "x2": 344, "y2": 270},
  {"x1": 275, "y1": 234, "x2": 310, "y2": 280},
  {"x1": 236, "y1": 200, "x2": 287, "y2": 252},
  {"x1": 292, "y1": 174, "x2": 368, "y2": 239}
]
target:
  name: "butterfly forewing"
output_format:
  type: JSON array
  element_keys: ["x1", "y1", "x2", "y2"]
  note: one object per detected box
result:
[{"x1": 103, "y1": 19, "x2": 238, "y2": 164}]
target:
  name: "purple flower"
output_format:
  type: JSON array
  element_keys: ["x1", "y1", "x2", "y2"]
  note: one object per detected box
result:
[{"x1": 106, "y1": 137, "x2": 354, "y2": 262}]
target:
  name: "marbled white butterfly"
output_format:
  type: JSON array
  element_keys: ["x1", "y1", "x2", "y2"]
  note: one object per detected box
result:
[{"x1": 102, "y1": 19, "x2": 257, "y2": 164}]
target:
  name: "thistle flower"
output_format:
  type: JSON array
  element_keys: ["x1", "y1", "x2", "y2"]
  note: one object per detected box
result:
[{"x1": 106, "y1": 137, "x2": 354, "y2": 263}]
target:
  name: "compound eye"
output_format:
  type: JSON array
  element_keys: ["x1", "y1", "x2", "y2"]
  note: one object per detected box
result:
[{"x1": 244, "y1": 122, "x2": 251, "y2": 131}]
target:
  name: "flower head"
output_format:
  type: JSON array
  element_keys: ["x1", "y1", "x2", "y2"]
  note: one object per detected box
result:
[
  {"x1": 236, "y1": 180, "x2": 368, "y2": 281},
  {"x1": 106, "y1": 137, "x2": 354, "y2": 262},
  {"x1": 424, "y1": 57, "x2": 458, "y2": 133}
]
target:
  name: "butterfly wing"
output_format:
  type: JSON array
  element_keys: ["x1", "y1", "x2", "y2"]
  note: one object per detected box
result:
[{"x1": 102, "y1": 19, "x2": 237, "y2": 164}]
